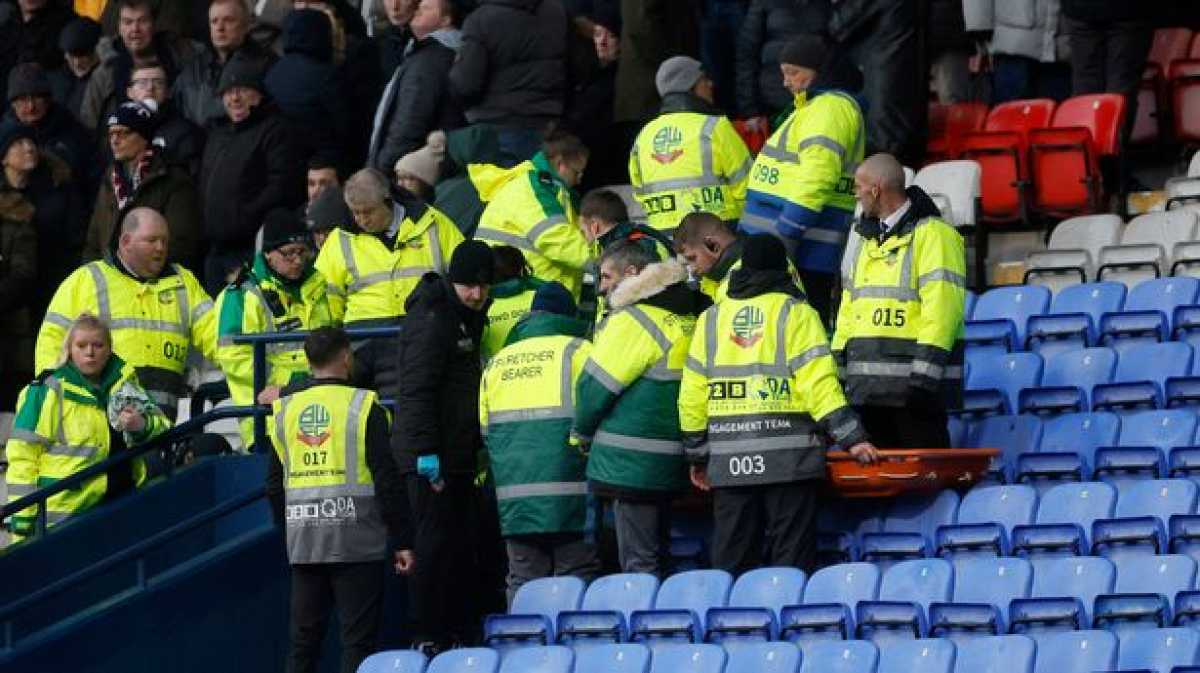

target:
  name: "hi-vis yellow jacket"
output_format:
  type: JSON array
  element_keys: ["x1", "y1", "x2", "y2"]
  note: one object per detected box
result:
[{"x1": 473, "y1": 152, "x2": 590, "y2": 299}]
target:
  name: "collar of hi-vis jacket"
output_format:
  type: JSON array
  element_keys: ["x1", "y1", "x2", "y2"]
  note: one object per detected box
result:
[
  {"x1": 251, "y1": 252, "x2": 315, "y2": 300},
  {"x1": 54, "y1": 353, "x2": 131, "y2": 409}
]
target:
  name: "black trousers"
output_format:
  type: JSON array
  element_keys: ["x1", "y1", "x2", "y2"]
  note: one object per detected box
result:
[
  {"x1": 799, "y1": 269, "x2": 837, "y2": 328},
  {"x1": 857, "y1": 403, "x2": 951, "y2": 449},
  {"x1": 712, "y1": 481, "x2": 820, "y2": 576},
  {"x1": 289, "y1": 561, "x2": 384, "y2": 673}
]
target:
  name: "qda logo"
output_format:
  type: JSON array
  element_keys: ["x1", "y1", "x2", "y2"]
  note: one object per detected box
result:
[
  {"x1": 729, "y1": 306, "x2": 765, "y2": 348},
  {"x1": 297, "y1": 403, "x2": 331, "y2": 447}
]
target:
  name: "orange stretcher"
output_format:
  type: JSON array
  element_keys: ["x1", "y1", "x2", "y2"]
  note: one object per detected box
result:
[{"x1": 825, "y1": 448, "x2": 1000, "y2": 498}]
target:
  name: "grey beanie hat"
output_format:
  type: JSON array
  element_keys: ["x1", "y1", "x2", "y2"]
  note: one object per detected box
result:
[{"x1": 655, "y1": 56, "x2": 704, "y2": 97}]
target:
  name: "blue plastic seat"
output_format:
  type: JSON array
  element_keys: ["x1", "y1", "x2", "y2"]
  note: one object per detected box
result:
[
  {"x1": 1112, "y1": 628, "x2": 1200, "y2": 673},
  {"x1": 1092, "y1": 480, "x2": 1199, "y2": 559},
  {"x1": 797, "y1": 640, "x2": 879, "y2": 673},
  {"x1": 427, "y1": 648, "x2": 500, "y2": 673},
  {"x1": 964, "y1": 352, "x2": 1045, "y2": 415},
  {"x1": 968, "y1": 415, "x2": 1044, "y2": 483},
  {"x1": 706, "y1": 567, "x2": 806, "y2": 646},
  {"x1": 817, "y1": 500, "x2": 884, "y2": 564},
  {"x1": 875, "y1": 638, "x2": 955, "y2": 673},
  {"x1": 966, "y1": 285, "x2": 1052, "y2": 354},
  {"x1": 570, "y1": 644, "x2": 650, "y2": 673},
  {"x1": 1012, "y1": 481, "x2": 1117, "y2": 557},
  {"x1": 861, "y1": 491, "x2": 960, "y2": 564},
  {"x1": 1009, "y1": 557, "x2": 1115, "y2": 633},
  {"x1": 952, "y1": 635, "x2": 1035, "y2": 673},
  {"x1": 484, "y1": 577, "x2": 586, "y2": 652},
  {"x1": 1016, "y1": 412, "x2": 1121, "y2": 491},
  {"x1": 496, "y1": 646, "x2": 573, "y2": 673},
  {"x1": 646, "y1": 644, "x2": 726, "y2": 673},
  {"x1": 1028, "y1": 282, "x2": 1127, "y2": 358},
  {"x1": 936, "y1": 484, "x2": 1038, "y2": 558},
  {"x1": 929, "y1": 557, "x2": 1033, "y2": 637},
  {"x1": 1099, "y1": 278, "x2": 1200, "y2": 354},
  {"x1": 780, "y1": 562, "x2": 880, "y2": 644},
  {"x1": 1096, "y1": 410, "x2": 1198, "y2": 486},
  {"x1": 1093, "y1": 555, "x2": 1197, "y2": 634},
  {"x1": 966, "y1": 290, "x2": 977, "y2": 320},
  {"x1": 1031, "y1": 630, "x2": 1118, "y2": 673},
  {"x1": 723, "y1": 642, "x2": 802, "y2": 673},
  {"x1": 1020, "y1": 347, "x2": 1118, "y2": 414},
  {"x1": 1092, "y1": 343, "x2": 1194, "y2": 413},
  {"x1": 358, "y1": 651, "x2": 428, "y2": 673},
  {"x1": 556, "y1": 574, "x2": 658, "y2": 648},
  {"x1": 629, "y1": 570, "x2": 731, "y2": 649},
  {"x1": 855, "y1": 559, "x2": 954, "y2": 642}
]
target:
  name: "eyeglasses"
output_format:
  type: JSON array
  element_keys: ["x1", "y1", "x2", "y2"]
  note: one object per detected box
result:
[
  {"x1": 131, "y1": 77, "x2": 167, "y2": 89},
  {"x1": 272, "y1": 246, "x2": 310, "y2": 261}
]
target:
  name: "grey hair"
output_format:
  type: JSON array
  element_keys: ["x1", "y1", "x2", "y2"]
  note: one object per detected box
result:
[
  {"x1": 343, "y1": 168, "x2": 391, "y2": 209},
  {"x1": 600, "y1": 239, "x2": 657, "y2": 275}
]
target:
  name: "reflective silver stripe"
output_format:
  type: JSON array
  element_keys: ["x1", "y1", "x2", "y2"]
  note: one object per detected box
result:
[
  {"x1": 47, "y1": 444, "x2": 100, "y2": 458},
  {"x1": 829, "y1": 418, "x2": 862, "y2": 443},
  {"x1": 327, "y1": 283, "x2": 345, "y2": 297},
  {"x1": 347, "y1": 270, "x2": 407, "y2": 293},
  {"x1": 760, "y1": 118, "x2": 798, "y2": 162},
  {"x1": 739, "y1": 212, "x2": 780, "y2": 236},
  {"x1": 584, "y1": 360, "x2": 624, "y2": 395},
  {"x1": 593, "y1": 430, "x2": 681, "y2": 455},
  {"x1": 821, "y1": 91, "x2": 866, "y2": 172},
  {"x1": 801, "y1": 228, "x2": 846, "y2": 244},
  {"x1": 911, "y1": 360, "x2": 944, "y2": 378},
  {"x1": 339, "y1": 231, "x2": 361, "y2": 287},
  {"x1": 774, "y1": 300, "x2": 793, "y2": 369},
  {"x1": 475, "y1": 227, "x2": 536, "y2": 254},
  {"x1": 344, "y1": 389, "x2": 369, "y2": 485},
  {"x1": 624, "y1": 306, "x2": 672, "y2": 353},
  {"x1": 46, "y1": 377, "x2": 66, "y2": 445},
  {"x1": 644, "y1": 366, "x2": 682, "y2": 382},
  {"x1": 562, "y1": 338, "x2": 584, "y2": 406},
  {"x1": 709, "y1": 363, "x2": 791, "y2": 378},
  {"x1": 917, "y1": 268, "x2": 967, "y2": 289},
  {"x1": 635, "y1": 175, "x2": 725, "y2": 194},
  {"x1": 428, "y1": 222, "x2": 446, "y2": 273},
  {"x1": 699, "y1": 115, "x2": 718, "y2": 181},
  {"x1": 9, "y1": 428, "x2": 49, "y2": 446},
  {"x1": 789, "y1": 344, "x2": 832, "y2": 373},
  {"x1": 527, "y1": 215, "x2": 569, "y2": 246},
  {"x1": 289, "y1": 483, "x2": 377, "y2": 499},
  {"x1": 685, "y1": 356, "x2": 706, "y2": 375},
  {"x1": 7, "y1": 483, "x2": 35, "y2": 497},
  {"x1": 710, "y1": 435, "x2": 818, "y2": 454},
  {"x1": 846, "y1": 361, "x2": 911, "y2": 378},
  {"x1": 704, "y1": 307, "x2": 718, "y2": 371},
  {"x1": 108, "y1": 318, "x2": 188, "y2": 335},
  {"x1": 728, "y1": 156, "x2": 752, "y2": 184},
  {"x1": 44, "y1": 312, "x2": 72, "y2": 328},
  {"x1": 275, "y1": 397, "x2": 290, "y2": 473},
  {"x1": 86, "y1": 263, "x2": 111, "y2": 320},
  {"x1": 175, "y1": 284, "x2": 191, "y2": 331},
  {"x1": 798, "y1": 135, "x2": 847, "y2": 158},
  {"x1": 192, "y1": 299, "x2": 213, "y2": 323},
  {"x1": 495, "y1": 482, "x2": 588, "y2": 500},
  {"x1": 489, "y1": 407, "x2": 575, "y2": 423},
  {"x1": 848, "y1": 237, "x2": 918, "y2": 301}
]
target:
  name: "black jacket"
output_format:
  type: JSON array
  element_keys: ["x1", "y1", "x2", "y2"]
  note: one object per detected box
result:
[
  {"x1": 1, "y1": 105, "x2": 99, "y2": 201},
  {"x1": 199, "y1": 102, "x2": 304, "y2": 251},
  {"x1": 376, "y1": 23, "x2": 411, "y2": 77},
  {"x1": 0, "y1": 1, "x2": 73, "y2": 87},
  {"x1": 173, "y1": 39, "x2": 277, "y2": 129},
  {"x1": 450, "y1": 0, "x2": 569, "y2": 127},
  {"x1": 735, "y1": 0, "x2": 832, "y2": 118},
  {"x1": 393, "y1": 273, "x2": 489, "y2": 476},
  {"x1": 47, "y1": 63, "x2": 95, "y2": 125},
  {"x1": 154, "y1": 105, "x2": 205, "y2": 178},
  {"x1": 1061, "y1": 0, "x2": 1157, "y2": 22},
  {"x1": 267, "y1": 377, "x2": 413, "y2": 549},
  {"x1": 369, "y1": 29, "x2": 463, "y2": 173}
]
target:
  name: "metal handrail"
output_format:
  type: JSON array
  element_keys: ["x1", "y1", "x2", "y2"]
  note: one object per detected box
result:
[{"x1": 1, "y1": 405, "x2": 268, "y2": 539}]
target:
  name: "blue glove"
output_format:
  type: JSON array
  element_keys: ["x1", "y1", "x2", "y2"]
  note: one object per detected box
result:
[{"x1": 417, "y1": 455, "x2": 442, "y2": 484}]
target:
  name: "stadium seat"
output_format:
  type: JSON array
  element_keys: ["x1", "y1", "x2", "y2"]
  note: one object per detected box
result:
[
  {"x1": 781, "y1": 562, "x2": 880, "y2": 644},
  {"x1": 427, "y1": 649, "x2": 500, "y2": 673},
  {"x1": 951, "y1": 635, "x2": 1035, "y2": 673},
  {"x1": 570, "y1": 644, "x2": 650, "y2": 673},
  {"x1": 706, "y1": 567, "x2": 806, "y2": 646},
  {"x1": 1112, "y1": 628, "x2": 1200, "y2": 673},
  {"x1": 817, "y1": 499, "x2": 884, "y2": 563},
  {"x1": 629, "y1": 570, "x2": 732, "y2": 649},
  {"x1": 1095, "y1": 411, "x2": 1197, "y2": 486},
  {"x1": 855, "y1": 559, "x2": 954, "y2": 641},
  {"x1": 968, "y1": 414, "x2": 1044, "y2": 483},
  {"x1": 1025, "y1": 215, "x2": 1124, "y2": 290},
  {"x1": 1012, "y1": 481, "x2": 1117, "y2": 557},
  {"x1": 797, "y1": 640, "x2": 879, "y2": 673},
  {"x1": 861, "y1": 490, "x2": 961, "y2": 564},
  {"x1": 496, "y1": 646, "x2": 573, "y2": 673},
  {"x1": 724, "y1": 642, "x2": 802, "y2": 673},
  {"x1": 646, "y1": 644, "x2": 726, "y2": 673},
  {"x1": 936, "y1": 484, "x2": 1038, "y2": 557},
  {"x1": 875, "y1": 638, "x2": 955, "y2": 673},
  {"x1": 484, "y1": 577, "x2": 586, "y2": 652},
  {"x1": 1093, "y1": 555, "x2": 1197, "y2": 633},
  {"x1": 1027, "y1": 282, "x2": 1126, "y2": 359},
  {"x1": 928, "y1": 557, "x2": 1033, "y2": 637},
  {"x1": 1133, "y1": 28, "x2": 1194, "y2": 145},
  {"x1": 1093, "y1": 481, "x2": 1198, "y2": 559},
  {"x1": 1031, "y1": 630, "x2": 1118, "y2": 673},
  {"x1": 358, "y1": 651, "x2": 428, "y2": 673},
  {"x1": 927, "y1": 102, "x2": 989, "y2": 162},
  {"x1": 966, "y1": 285, "x2": 1051, "y2": 355},
  {"x1": 913, "y1": 160, "x2": 981, "y2": 227},
  {"x1": 1099, "y1": 213, "x2": 1200, "y2": 287},
  {"x1": 1009, "y1": 557, "x2": 1115, "y2": 633},
  {"x1": 556, "y1": 573, "x2": 659, "y2": 647},
  {"x1": 1016, "y1": 412, "x2": 1121, "y2": 490},
  {"x1": 962, "y1": 99, "x2": 1055, "y2": 225},
  {"x1": 1029, "y1": 94, "x2": 1125, "y2": 218},
  {"x1": 1100, "y1": 277, "x2": 1200, "y2": 353},
  {"x1": 1019, "y1": 348, "x2": 1118, "y2": 415},
  {"x1": 1092, "y1": 343, "x2": 1194, "y2": 412},
  {"x1": 964, "y1": 352, "x2": 1044, "y2": 415}
]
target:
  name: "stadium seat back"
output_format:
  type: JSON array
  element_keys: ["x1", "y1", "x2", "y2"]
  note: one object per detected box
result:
[
  {"x1": 876, "y1": 639, "x2": 955, "y2": 673},
  {"x1": 798, "y1": 640, "x2": 879, "y2": 673},
  {"x1": 1039, "y1": 412, "x2": 1120, "y2": 456},
  {"x1": 1036, "y1": 481, "x2": 1117, "y2": 526},
  {"x1": 1037, "y1": 349, "x2": 1118, "y2": 409},
  {"x1": 647, "y1": 644, "x2": 726, "y2": 673},
  {"x1": 1051, "y1": 94, "x2": 1126, "y2": 156},
  {"x1": 1121, "y1": 410, "x2": 1198, "y2": 452},
  {"x1": 952, "y1": 635, "x2": 1035, "y2": 673},
  {"x1": 427, "y1": 648, "x2": 500, "y2": 673},
  {"x1": 1120, "y1": 213, "x2": 1200, "y2": 263},
  {"x1": 1030, "y1": 557, "x2": 1116, "y2": 615},
  {"x1": 512, "y1": 577, "x2": 586, "y2": 623},
  {"x1": 878, "y1": 559, "x2": 954, "y2": 608},
  {"x1": 973, "y1": 285, "x2": 1052, "y2": 347},
  {"x1": 724, "y1": 642, "x2": 802, "y2": 673},
  {"x1": 913, "y1": 160, "x2": 982, "y2": 226},
  {"x1": 1031, "y1": 630, "x2": 1118, "y2": 673},
  {"x1": 1112, "y1": 554, "x2": 1197, "y2": 596},
  {"x1": 497, "y1": 646, "x2": 573, "y2": 673},
  {"x1": 955, "y1": 484, "x2": 1038, "y2": 529},
  {"x1": 803, "y1": 563, "x2": 881, "y2": 605},
  {"x1": 961, "y1": 131, "x2": 1024, "y2": 222},
  {"x1": 951, "y1": 556, "x2": 1033, "y2": 607},
  {"x1": 1116, "y1": 627, "x2": 1200, "y2": 673},
  {"x1": 653, "y1": 570, "x2": 733, "y2": 613},
  {"x1": 1049, "y1": 214, "x2": 1124, "y2": 253},
  {"x1": 571, "y1": 644, "x2": 650, "y2": 673},
  {"x1": 728, "y1": 567, "x2": 806, "y2": 618},
  {"x1": 1114, "y1": 480, "x2": 1199, "y2": 522},
  {"x1": 969, "y1": 415, "x2": 1044, "y2": 481},
  {"x1": 966, "y1": 352, "x2": 1044, "y2": 413},
  {"x1": 986, "y1": 99, "x2": 1057, "y2": 135},
  {"x1": 883, "y1": 491, "x2": 961, "y2": 540},
  {"x1": 358, "y1": 651, "x2": 428, "y2": 673},
  {"x1": 581, "y1": 573, "x2": 659, "y2": 618},
  {"x1": 1029, "y1": 127, "x2": 1101, "y2": 216},
  {"x1": 1112, "y1": 342, "x2": 1193, "y2": 384}
]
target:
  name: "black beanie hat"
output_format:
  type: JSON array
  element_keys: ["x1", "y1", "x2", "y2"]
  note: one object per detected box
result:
[
  {"x1": 741, "y1": 234, "x2": 788, "y2": 272},
  {"x1": 59, "y1": 17, "x2": 101, "y2": 54},
  {"x1": 7, "y1": 63, "x2": 51, "y2": 101},
  {"x1": 261, "y1": 208, "x2": 310, "y2": 253},
  {"x1": 448, "y1": 241, "x2": 495, "y2": 285},
  {"x1": 531, "y1": 281, "x2": 576, "y2": 317},
  {"x1": 779, "y1": 35, "x2": 828, "y2": 71},
  {"x1": 106, "y1": 100, "x2": 159, "y2": 141},
  {"x1": 306, "y1": 185, "x2": 353, "y2": 233},
  {"x1": 217, "y1": 54, "x2": 266, "y2": 95},
  {"x1": 0, "y1": 122, "x2": 35, "y2": 157}
]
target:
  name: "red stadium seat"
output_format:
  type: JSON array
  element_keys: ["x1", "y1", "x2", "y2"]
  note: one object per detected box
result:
[
  {"x1": 983, "y1": 98, "x2": 1057, "y2": 135},
  {"x1": 961, "y1": 99, "x2": 1057, "y2": 224},
  {"x1": 1029, "y1": 94, "x2": 1125, "y2": 218},
  {"x1": 1172, "y1": 60, "x2": 1200, "y2": 145},
  {"x1": 926, "y1": 102, "x2": 988, "y2": 162},
  {"x1": 1133, "y1": 28, "x2": 1193, "y2": 144}
]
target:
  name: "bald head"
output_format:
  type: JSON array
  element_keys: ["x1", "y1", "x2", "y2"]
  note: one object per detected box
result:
[
  {"x1": 118, "y1": 207, "x2": 169, "y2": 278},
  {"x1": 854, "y1": 153, "x2": 908, "y2": 220}
]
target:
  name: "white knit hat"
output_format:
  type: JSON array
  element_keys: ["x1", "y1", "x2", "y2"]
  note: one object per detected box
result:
[{"x1": 394, "y1": 130, "x2": 447, "y2": 188}]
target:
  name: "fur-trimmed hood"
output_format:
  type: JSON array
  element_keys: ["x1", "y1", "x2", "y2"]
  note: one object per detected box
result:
[{"x1": 608, "y1": 258, "x2": 689, "y2": 309}]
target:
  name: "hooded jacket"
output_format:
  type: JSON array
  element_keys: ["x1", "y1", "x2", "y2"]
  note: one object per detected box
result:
[{"x1": 450, "y1": 0, "x2": 569, "y2": 127}]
